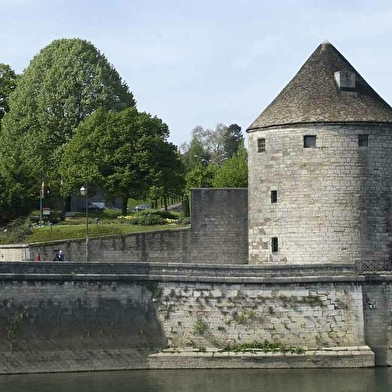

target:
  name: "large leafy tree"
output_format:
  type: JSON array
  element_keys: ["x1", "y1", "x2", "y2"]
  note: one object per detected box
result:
[
  {"x1": 0, "y1": 63, "x2": 18, "y2": 123},
  {"x1": 222, "y1": 123, "x2": 244, "y2": 158},
  {"x1": 60, "y1": 107, "x2": 181, "y2": 215},
  {"x1": 0, "y1": 38, "x2": 135, "y2": 219}
]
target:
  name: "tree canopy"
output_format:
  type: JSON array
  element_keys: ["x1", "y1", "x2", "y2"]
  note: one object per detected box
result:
[
  {"x1": 212, "y1": 145, "x2": 248, "y2": 188},
  {"x1": 1, "y1": 38, "x2": 135, "y2": 179},
  {"x1": 0, "y1": 38, "x2": 135, "y2": 219},
  {"x1": 222, "y1": 124, "x2": 244, "y2": 158},
  {"x1": 0, "y1": 63, "x2": 18, "y2": 122},
  {"x1": 60, "y1": 107, "x2": 184, "y2": 215}
]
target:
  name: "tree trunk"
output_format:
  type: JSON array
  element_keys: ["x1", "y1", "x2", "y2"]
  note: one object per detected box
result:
[
  {"x1": 121, "y1": 197, "x2": 128, "y2": 216},
  {"x1": 164, "y1": 197, "x2": 168, "y2": 211}
]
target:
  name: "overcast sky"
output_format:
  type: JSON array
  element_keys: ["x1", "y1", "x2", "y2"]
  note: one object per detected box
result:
[{"x1": 1, "y1": 0, "x2": 392, "y2": 147}]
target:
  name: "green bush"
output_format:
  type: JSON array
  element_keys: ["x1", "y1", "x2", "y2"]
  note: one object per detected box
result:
[
  {"x1": 130, "y1": 214, "x2": 166, "y2": 226},
  {"x1": 138, "y1": 209, "x2": 178, "y2": 220},
  {"x1": 0, "y1": 218, "x2": 33, "y2": 244}
]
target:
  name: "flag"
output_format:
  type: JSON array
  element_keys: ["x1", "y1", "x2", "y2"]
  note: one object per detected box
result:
[{"x1": 41, "y1": 180, "x2": 45, "y2": 198}]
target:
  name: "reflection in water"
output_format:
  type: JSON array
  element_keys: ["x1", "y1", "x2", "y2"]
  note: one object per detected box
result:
[{"x1": 1, "y1": 368, "x2": 392, "y2": 392}]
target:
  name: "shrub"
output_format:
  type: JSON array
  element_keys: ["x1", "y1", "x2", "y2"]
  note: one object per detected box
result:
[
  {"x1": 139, "y1": 209, "x2": 178, "y2": 220},
  {"x1": 131, "y1": 214, "x2": 166, "y2": 226}
]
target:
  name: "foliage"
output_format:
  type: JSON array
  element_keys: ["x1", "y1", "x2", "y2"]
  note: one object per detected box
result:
[
  {"x1": 129, "y1": 214, "x2": 167, "y2": 226},
  {"x1": 223, "y1": 340, "x2": 305, "y2": 354},
  {"x1": 148, "y1": 143, "x2": 186, "y2": 210},
  {"x1": 0, "y1": 63, "x2": 18, "y2": 122},
  {"x1": 118, "y1": 209, "x2": 182, "y2": 226},
  {"x1": 212, "y1": 145, "x2": 248, "y2": 188},
  {"x1": 185, "y1": 164, "x2": 219, "y2": 194},
  {"x1": 222, "y1": 124, "x2": 244, "y2": 158},
  {"x1": 0, "y1": 39, "x2": 135, "y2": 223},
  {"x1": 138, "y1": 209, "x2": 178, "y2": 220},
  {"x1": 194, "y1": 317, "x2": 207, "y2": 334},
  {"x1": 60, "y1": 107, "x2": 179, "y2": 215},
  {"x1": 0, "y1": 218, "x2": 32, "y2": 244},
  {"x1": 181, "y1": 124, "x2": 226, "y2": 169}
]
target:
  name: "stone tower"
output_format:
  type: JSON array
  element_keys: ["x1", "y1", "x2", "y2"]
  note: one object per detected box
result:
[{"x1": 247, "y1": 41, "x2": 392, "y2": 266}]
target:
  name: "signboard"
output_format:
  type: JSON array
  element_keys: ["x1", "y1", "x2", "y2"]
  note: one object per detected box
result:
[{"x1": 43, "y1": 208, "x2": 51, "y2": 216}]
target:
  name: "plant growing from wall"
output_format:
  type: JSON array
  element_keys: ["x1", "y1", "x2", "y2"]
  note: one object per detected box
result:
[{"x1": 194, "y1": 317, "x2": 207, "y2": 334}]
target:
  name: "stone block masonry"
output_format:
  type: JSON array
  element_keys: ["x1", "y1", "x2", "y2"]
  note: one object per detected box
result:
[
  {"x1": 0, "y1": 262, "x2": 378, "y2": 373},
  {"x1": 154, "y1": 282, "x2": 365, "y2": 350},
  {"x1": 248, "y1": 123, "x2": 392, "y2": 266}
]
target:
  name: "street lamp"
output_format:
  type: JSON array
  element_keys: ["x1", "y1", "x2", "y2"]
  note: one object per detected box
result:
[{"x1": 80, "y1": 185, "x2": 89, "y2": 261}]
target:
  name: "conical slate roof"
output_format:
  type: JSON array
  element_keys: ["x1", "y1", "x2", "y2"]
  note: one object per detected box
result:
[{"x1": 248, "y1": 41, "x2": 392, "y2": 131}]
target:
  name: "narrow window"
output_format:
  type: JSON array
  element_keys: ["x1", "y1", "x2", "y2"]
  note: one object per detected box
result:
[
  {"x1": 257, "y1": 138, "x2": 265, "y2": 153},
  {"x1": 271, "y1": 237, "x2": 279, "y2": 253},
  {"x1": 271, "y1": 190, "x2": 277, "y2": 203},
  {"x1": 358, "y1": 134, "x2": 368, "y2": 147},
  {"x1": 304, "y1": 135, "x2": 316, "y2": 148}
]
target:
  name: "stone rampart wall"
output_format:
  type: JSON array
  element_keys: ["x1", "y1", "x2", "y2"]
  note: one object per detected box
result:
[{"x1": 0, "y1": 262, "x2": 375, "y2": 373}]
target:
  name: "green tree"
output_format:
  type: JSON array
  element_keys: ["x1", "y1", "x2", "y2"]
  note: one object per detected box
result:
[
  {"x1": 148, "y1": 144, "x2": 185, "y2": 210},
  {"x1": 0, "y1": 39, "x2": 135, "y2": 219},
  {"x1": 185, "y1": 164, "x2": 219, "y2": 195},
  {"x1": 181, "y1": 124, "x2": 227, "y2": 169},
  {"x1": 222, "y1": 123, "x2": 244, "y2": 158},
  {"x1": 212, "y1": 145, "x2": 248, "y2": 188},
  {"x1": 0, "y1": 63, "x2": 18, "y2": 122},
  {"x1": 60, "y1": 107, "x2": 180, "y2": 215}
]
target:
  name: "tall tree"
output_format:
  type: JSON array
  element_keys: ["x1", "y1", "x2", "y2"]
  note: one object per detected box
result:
[
  {"x1": 60, "y1": 107, "x2": 181, "y2": 215},
  {"x1": 181, "y1": 124, "x2": 227, "y2": 169},
  {"x1": 0, "y1": 39, "x2": 135, "y2": 219},
  {"x1": 222, "y1": 123, "x2": 244, "y2": 158},
  {"x1": 0, "y1": 63, "x2": 17, "y2": 122},
  {"x1": 148, "y1": 143, "x2": 185, "y2": 210}
]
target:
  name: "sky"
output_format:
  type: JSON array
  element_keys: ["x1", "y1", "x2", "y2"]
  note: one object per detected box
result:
[{"x1": 2, "y1": 0, "x2": 392, "y2": 147}]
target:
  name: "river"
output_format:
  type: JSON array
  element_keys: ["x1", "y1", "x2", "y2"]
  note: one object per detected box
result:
[{"x1": 1, "y1": 368, "x2": 392, "y2": 392}]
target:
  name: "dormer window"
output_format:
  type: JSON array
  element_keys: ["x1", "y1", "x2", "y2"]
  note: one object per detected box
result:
[{"x1": 334, "y1": 71, "x2": 356, "y2": 91}]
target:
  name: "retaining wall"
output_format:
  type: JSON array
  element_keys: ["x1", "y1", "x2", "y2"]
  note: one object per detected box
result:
[{"x1": 0, "y1": 262, "x2": 379, "y2": 373}]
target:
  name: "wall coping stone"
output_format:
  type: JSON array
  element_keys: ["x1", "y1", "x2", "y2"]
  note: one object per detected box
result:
[{"x1": 0, "y1": 261, "x2": 379, "y2": 284}]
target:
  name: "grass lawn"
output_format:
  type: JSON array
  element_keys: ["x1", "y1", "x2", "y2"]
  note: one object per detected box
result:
[
  {"x1": 26, "y1": 222, "x2": 183, "y2": 243},
  {"x1": 0, "y1": 208, "x2": 189, "y2": 245}
]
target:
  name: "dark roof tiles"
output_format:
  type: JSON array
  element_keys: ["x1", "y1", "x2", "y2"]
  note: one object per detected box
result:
[{"x1": 248, "y1": 42, "x2": 392, "y2": 130}]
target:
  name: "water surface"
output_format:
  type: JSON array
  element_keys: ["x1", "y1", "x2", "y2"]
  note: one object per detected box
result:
[{"x1": 1, "y1": 368, "x2": 392, "y2": 392}]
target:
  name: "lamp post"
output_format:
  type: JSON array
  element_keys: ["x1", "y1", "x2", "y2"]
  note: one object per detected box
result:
[{"x1": 80, "y1": 185, "x2": 89, "y2": 261}]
